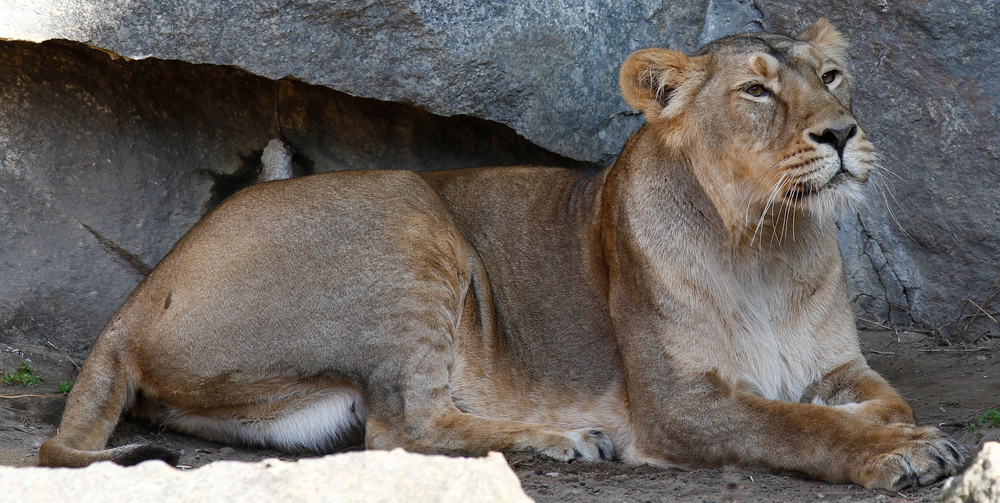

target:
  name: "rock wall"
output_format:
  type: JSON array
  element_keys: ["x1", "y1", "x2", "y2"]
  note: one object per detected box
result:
[{"x1": 1, "y1": 0, "x2": 998, "y2": 354}]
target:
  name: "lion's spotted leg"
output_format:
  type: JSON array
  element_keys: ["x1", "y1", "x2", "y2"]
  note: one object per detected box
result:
[{"x1": 805, "y1": 358, "x2": 917, "y2": 424}]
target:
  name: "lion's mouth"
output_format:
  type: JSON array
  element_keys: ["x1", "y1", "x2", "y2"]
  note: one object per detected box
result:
[
  {"x1": 785, "y1": 162, "x2": 864, "y2": 201},
  {"x1": 784, "y1": 184, "x2": 817, "y2": 201},
  {"x1": 828, "y1": 164, "x2": 851, "y2": 184}
]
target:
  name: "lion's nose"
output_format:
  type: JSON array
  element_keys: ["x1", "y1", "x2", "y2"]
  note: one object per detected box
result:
[{"x1": 809, "y1": 124, "x2": 857, "y2": 155}]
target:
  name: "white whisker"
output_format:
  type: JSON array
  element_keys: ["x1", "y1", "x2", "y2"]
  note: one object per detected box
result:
[
  {"x1": 752, "y1": 171, "x2": 789, "y2": 249},
  {"x1": 867, "y1": 162, "x2": 912, "y2": 240}
]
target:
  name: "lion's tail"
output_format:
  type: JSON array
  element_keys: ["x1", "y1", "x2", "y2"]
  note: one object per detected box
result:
[{"x1": 38, "y1": 325, "x2": 179, "y2": 468}]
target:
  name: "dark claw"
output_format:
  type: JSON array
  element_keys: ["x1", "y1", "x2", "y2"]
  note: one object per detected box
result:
[
  {"x1": 946, "y1": 440, "x2": 969, "y2": 460},
  {"x1": 597, "y1": 438, "x2": 612, "y2": 462},
  {"x1": 586, "y1": 429, "x2": 613, "y2": 462},
  {"x1": 895, "y1": 454, "x2": 920, "y2": 490},
  {"x1": 944, "y1": 442, "x2": 961, "y2": 460},
  {"x1": 600, "y1": 445, "x2": 611, "y2": 461},
  {"x1": 568, "y1": 429, "x2": 614, "y2": 462},
  {"x1": 933, "y1": 449, "x2": 948, "y2": 471}
]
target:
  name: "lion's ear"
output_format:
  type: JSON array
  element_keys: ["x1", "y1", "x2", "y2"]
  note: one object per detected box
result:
[
  {"x1": 620, "y1": 48, "x2": 705, "y2": 123},
  {"x1": 797, "y1": 18, "x2": 846, "y2": 50}
]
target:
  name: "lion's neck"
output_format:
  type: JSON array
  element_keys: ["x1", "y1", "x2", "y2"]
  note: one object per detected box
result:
[
  {"x1": 726, "y1": 196, "x2": 820, "y2": 253},
  {"x1": 687, "y1": 151, "x2": 827, "y2": 254}
]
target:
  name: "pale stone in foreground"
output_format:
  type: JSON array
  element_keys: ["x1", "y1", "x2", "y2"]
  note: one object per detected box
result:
[
  {"x1": 0, "y1": 449, "x2": 534, "y2": 503},
  {"x1": 940, "y1": 441, "x2": 1000, "y2": 503}
]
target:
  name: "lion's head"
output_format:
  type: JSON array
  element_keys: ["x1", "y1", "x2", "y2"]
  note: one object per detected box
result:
[{"x1": 620, "y1": 19, "x2": 875, "y2": 237}]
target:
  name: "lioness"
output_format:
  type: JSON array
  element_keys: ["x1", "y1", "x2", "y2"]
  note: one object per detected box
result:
[{"x1": 41, "y1": 20, "x2": 966, "y2": 489}]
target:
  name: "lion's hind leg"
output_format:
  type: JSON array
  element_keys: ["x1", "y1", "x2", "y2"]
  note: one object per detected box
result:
[
  {"x1": 38, "y1": 329, "x2": 181, "y2": 468},
  {"x1": 359, "y1": 343, "x2": 613, "y2": 462},
  {"x1": 364, "y1": 399, "x2": 614, "y2": 462}
]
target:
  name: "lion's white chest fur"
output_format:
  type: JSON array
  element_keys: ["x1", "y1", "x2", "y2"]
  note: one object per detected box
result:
[
  {"x1": 650, "y1": 246, "x2": 849, "y2": 404},
  {"x1": 720, "y1": 246, "x2": 855, "y2": 403},
  {"x1": 728, "y1": 271, "x2": 824, "y2": 402}
]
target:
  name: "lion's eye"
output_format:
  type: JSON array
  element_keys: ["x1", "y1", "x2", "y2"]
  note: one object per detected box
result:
[
  {"x1": 743, "y1": 83, "x2": 770, "y2": 97},
  {"x1": 821, "y1": 70, "x2": 839, "y2": 84}
]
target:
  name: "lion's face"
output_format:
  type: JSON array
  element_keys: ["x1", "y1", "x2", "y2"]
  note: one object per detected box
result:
[{"x1": 620, "y1": 19, "x2": 875, "y2": 222}]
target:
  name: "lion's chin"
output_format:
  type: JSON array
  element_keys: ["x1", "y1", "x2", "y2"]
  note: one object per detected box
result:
[{"x1": 802, "y1": 177, "x2": 867, "y2": 218}]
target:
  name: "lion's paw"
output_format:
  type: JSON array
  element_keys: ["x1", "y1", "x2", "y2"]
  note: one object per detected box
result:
[
  {"x1": 861, "y1": 427, "x2": 968, "y2": 490},
  {"x1": 539, "y1": 428, "x2": 614, "y2": 463}
]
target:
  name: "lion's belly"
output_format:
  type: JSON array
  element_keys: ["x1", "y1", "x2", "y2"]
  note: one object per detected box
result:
[{"x1": 154, "y1": 384, "x2": 366, "y2": 453}]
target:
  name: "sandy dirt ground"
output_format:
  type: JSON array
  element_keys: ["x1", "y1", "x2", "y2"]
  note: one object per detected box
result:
[{"x1": 2, "y1": 327, "x2": 998, "y2": 502}]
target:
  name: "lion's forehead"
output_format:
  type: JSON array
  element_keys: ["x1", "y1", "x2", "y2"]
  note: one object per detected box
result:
[
  {"x1": 697, "y1": 33, "x2": 800, "y2": 59},
  {"x1": 734, "y1": 51, "x2": 821, "y2": 79},
  {"x1": 703, "y1": 35, "x2": 838, "y2": 80}
]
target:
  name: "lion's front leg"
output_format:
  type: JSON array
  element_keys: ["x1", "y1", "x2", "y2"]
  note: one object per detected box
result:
[
  {"x1": 629, "y1": 372, "x2": 967, "y2": 490},
  {"x1": 803, "y1": 358, "x2": 916, "y2": 425}
]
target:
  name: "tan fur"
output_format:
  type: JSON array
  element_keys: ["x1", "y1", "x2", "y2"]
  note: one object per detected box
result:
[{"x1": 40, "y1": 20, "x2": 965, "y2": 489}]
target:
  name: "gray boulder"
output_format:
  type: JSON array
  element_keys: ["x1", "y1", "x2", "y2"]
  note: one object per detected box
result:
[{"x1": 1, "y1": 0, "x2": 704, "y2": 165}]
